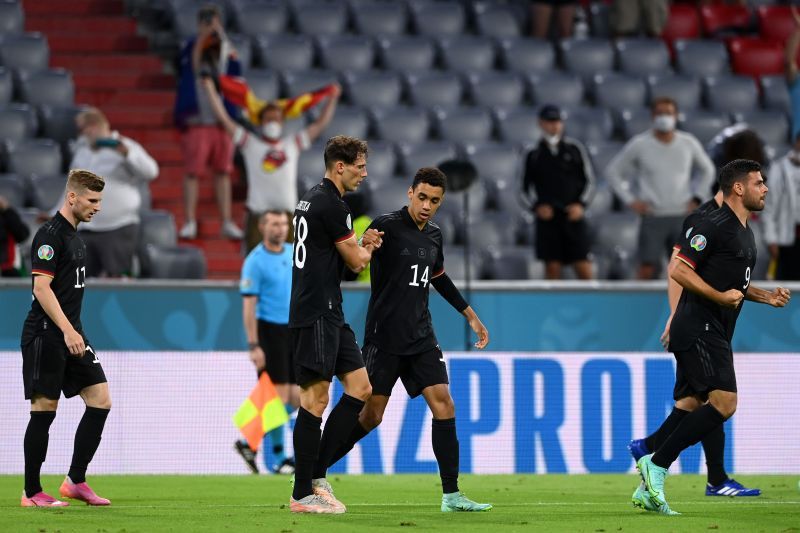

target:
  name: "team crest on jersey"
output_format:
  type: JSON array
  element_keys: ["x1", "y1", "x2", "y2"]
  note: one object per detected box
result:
[
  {"x1": 690, "y1": 234, "x2": 707, "y2": 251},
  {"x1": 261, "y1": 148, "x2": 287, "y2": 172},
  {"x1": 37, "y1": 244, "x2": 54, "y2": 261},
  {"x1": 685, "y1": 226, "x2": 693, "y2": 238}
]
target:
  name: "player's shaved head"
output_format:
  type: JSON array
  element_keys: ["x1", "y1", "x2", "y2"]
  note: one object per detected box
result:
[
  {"x1": 67, "y1": 169, "x2": 105, "y2": 193},
  {"x1": 412, "y1": 167, "x2": 447, "y2": 192},
  {"x1": 324, "y1": 135, "x2": 368, "y2": 170}
]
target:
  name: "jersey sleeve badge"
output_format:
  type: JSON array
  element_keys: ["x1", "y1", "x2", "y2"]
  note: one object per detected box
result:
[
  {"x1": 690, "y1": 234, "x2": 707, "y2": 251},
  {"x1": 37, "y1": 244, "x2": 55, "y2": 260}
]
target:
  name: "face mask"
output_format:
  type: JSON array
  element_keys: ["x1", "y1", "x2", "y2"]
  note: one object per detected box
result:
[
  {"x1": 653, "y1": 114, "x2": 676, "y2": 133},
  {"x1": 544, "y1": 133, "x2": 561, "y2": 146},
  {"x1": 262, "y1": 121, "x2": 282, "y2": 139}
]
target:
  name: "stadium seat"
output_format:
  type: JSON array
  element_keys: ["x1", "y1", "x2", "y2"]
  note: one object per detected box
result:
[
  {"x1": 587, "y1": 141, "x2": 625, "y2": 180},
  {"x1": 559, "y1": 39, "x2": 615, "y2": 80},
  {"x1": 438, "y1": 36, "x2": 497, "y2": 72},
  {"x1": 30, "y1": 174, "x2": 65, "y2": 210},
  {"x1": 7, "y1": 139, "x2": 62, "y2": 177},
  {"x1": 0, "y1": 32, "x2": 49, "y2": 75},
  {"x1": 457, "y1": 212, "x2": 515, "y2": 249},
  {"x1": 761, "y1": 75, "x2": 790, "y2": 113},
  {"x1": 727, "y1": 37, "x2": 784, "y2": 79},
  {"x1": 0, "y1": 104, "x2": 37, "y2": 145},
  {"x1": 527, "y1": 72, "x2": 584, "y2": 107},
  {"x1": 680, "y1": 111, "x2": 731, "y2": 145},
  {"x1": 281, "y1": 69, "x2": 339, "y2": 98},
  {"x1": 590, "y1": 211, "x2": 640, "y2": 279},
  {"x1": 699, "y1": 4, "x2": 752, "y2": 37},
  {"x1": 297, "y1": 141, "x2": 325, "y2": 180},
  {"x1": 439, "y1": 246, "x2": 480, "y2": 281},
  {"x1": 563, "y1": 107, "x2": 614, "y2": 144},
  {"x1": 0, "y1": 67, "x2": 11, "y2": 106},
  {"x1": 322, "y1": 105, "x2": 369, "y2": 140},
  {"x1": 39, "y1": 105, "x2": 82, "y2": 144},
  {"x1": 481, "y1": 246, "x2": 537, "y2": 280},
  {"x1": 475, "y1": 4, "x2": 522, "y2": 38},
  {"x1": 494, "y1": 106, "x2": 541, "y2": 147},
  {"x1": 371, "y1": 106, "x2": 431, "y2": 144},
  {"x1": 343, "y1": 70, "x2": 402, "y2": 108},
  {"x1": 588, "y1": 1, "x2": 610, "y2": 38},
  {"x1": 0, "y1": 173, "x2": 25, "y2": 207},
  {"x1": 412, "y1": 2, "x2": 465, "y2": 37},
  {"x1": 397, "y1": 141, "x2": 458, "y2": 175},
  {"x1": 674, "y1": 39, "x2": 729, "y2": 78},
  {"x1": 353, "y1": 2, "x2": 408, "y2": 36},
  {"x1": 617, "y1": 108, "x2": 653, "y2": 140},
  {"x1": 463, "y1": 142, "x2": 522, "y2": 181},
  {"x1": 368, "y1": 178, "x2": 413, "y2": 217},
  {"x1": 499, "y1": 38, "x2": 555, "y2": 74},
  {"x1": 378, "y1": 36, "x2": 436, "y2": 71},
  {"x1": 757, "y1": 6, "x2": 795, "y2": 44},
  {"x1": 733, "y1": 110, "x2": 791, "y2": 147},
  {"x1": 646, "y1": 74, "x2": 702, "y2": 111},
  {"x1": 437, "y1": 180, "x2": 488, "y2": 220},
  {"x1": 140, "y1": 209, "x2": 178, "y2": 247},
  {"x1": 661, "y1": 3, "x2": 701, "y2": 46},
  {"x1": 144, "y1": 245, "x2": 207, "y2": 279},
  {"x1": 591, "y1": 73, "x2": 647, "y2": 113},
  {"x1": 614, "y1": 39, "x2": 671, "y2": 77},
  {"x1": 227, "y1": 34, "x2": 252, "y2": 71},
  {"x1": 406, "y1": 71, "x2": 464, "y2": 108},
  {"x1": 234, "y1": 0, "x2": 288, "y2": 37},
  {"x1": 243, "y1": 68, "x2": 280, "y2": 102},
  {"x1": 468, "y1": 72, "x2": 525, "y2": 108},
  {"x1": 585, "y1": 181, "x2": 614, "y2": 218},
  {"x1": 19, "y1": 69, "x2": 74, "y2": 107},
  {"x1": 0, "y1": 0, "x2": 24, "y2": 34},
  {"x1": 362, "y1": 140, "x2": 397, "y2": 177},
  {"x1": 255, "y1": 35, "x2": 314, "y2": 71},
  {"x1": 170, "y1": 0, "x2": 229, "y2": 39},
  {"x1": 292, "y1": 1, "x2": 349, "y2": 35},
  {"x1": 432, "y1": 213, "x2": 456, "y2": 246},
  {"x1": 317, "y1": 35, "x2": 376, "y2": 72},
  {"x1": 434, "y1": 107, "x2": 494, "y2": 143},
  {"x1": 703, "y1": 75, "x2": 759, "y2": 113}
]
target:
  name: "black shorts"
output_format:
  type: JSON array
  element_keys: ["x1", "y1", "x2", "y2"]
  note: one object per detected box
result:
[
  {"x1": 258, "y1": 320, "x2": 294, "y2": 384},
  {"x1": 21, "y1": 333, "x2": 107, "y2": 400},
  {"x1": 291, "y1": 318, "x2": 364, "y2": 387},
  {"x1": 673, "y1": 333, "x2": 737, "y2": 401},
  {"x1": 364, "y1": 343, "x2": 449, "y2": 398},
  {"x1": 535, "y1": 216, "x2": 590, "y2": 263}
]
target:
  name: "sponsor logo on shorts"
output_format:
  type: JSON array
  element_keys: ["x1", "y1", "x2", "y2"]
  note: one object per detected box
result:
[
  {"x1": 37, "y1": 245, "x2": 54, "y2": 261},
  {"x1": 690, "y1": 234, "x2": 707, "y2": 251}
]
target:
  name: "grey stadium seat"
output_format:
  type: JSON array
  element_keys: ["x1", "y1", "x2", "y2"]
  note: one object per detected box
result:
[
  {"x1": 481, "y1": 246, "x2": 538, "y2": 280},
  {"x1": 412, "y1": 2, "x2": 465, "y2": 37},
  {"x1": 8, "y1": 139, "x2": 62, "y2": 177},
  {"x1": 587, "y1": 141, "x2": 625, "y2": 180},
  {"x1": 592, "y1": 73, "x2": 647, "y2": 112},
  {"x1": 19, "y1": 69, "x2": 74, "y2": 107},
  {"x1": 353, "y1": 2, "x2": 408, "y2": 36},
  {"x1": 588, "y1": 1, "x2": 611, "y2": 38},
  {"x1": 434, "y1": 107, "x2": 493, "y2": 143},
  {"x1": 0, "y1": 0, "x2": 24, "y2": 34},
  {"x1": 255, "y1": 35, "x2": 314, "y2": 71},
  {"x1": 457, "y1": 212, "x2": 516, "y2": 249},
  {"x1": 0, "y1": 33, "x2": 49, "y2": 74},
  {"x1": 499, "y1": 38, "x2": 555, "y2": 74},
  {"x1": 362, "y1": 141, "x2": 397, "y2": 177},
  {"x1": 0, "y1": 174, "x2": 25, "y2": 208},
  {"x1": 438, "y1": 36, "x2": 497, "y2": 72},
  {"x1": 317, "y1": 35, "x2": 376, "y2": 72},
  {"x1": 227, "y1": 34, "x2": 252, "y2": 71},
  {"x1": 397, "y1": 141, "x2": 458, "y2": 175},
  {"x1": 293, "y1": 1, "x2": 348, "y2": 36},
  {"x1": 0, "y1": 104, "x2": 37, "y2": 145},
  {"x1": 39, "y1": 105, "x2": 82, "y2": 144},
  {"x1": 437, "y1": 181, "x2": 488, "y2": 220},
  {"x1": 590, "y1": 211, "x2": 640, "y2": 279},
  {"x1": 527, "y1": 72, "x2": 584, "y2": 107},
  {"x1": 468, "y1": 72, "x2": 525, "y2": 108},
  {"x1": 494, "y1": 106, "x2": 541, "y2": 146},
  {"x1": 344, "y1": 70, "x2": 402, "y2": 107},
  {"x1": 281, "y1": 69, "x2": 339, "y2": 98},
  {"x1": 406, "y1": 71, "x2": 464, "y2": 108},
  {"x1": 703, "y1": 75, "x2": 759, "y2": 113},
  {"x1": 0, "y1": 67, "x2": 12, "y2": 106},
  {"x1": 322, "y1": 105, "x2": 369, "y2": 139},
  {"x1": 140, "y1": 209, "x2": 178, "y2": 247},
  {"x1": 297, "y1": 141, "x2": 325, "y2": 179},
  {"x1": 440, "y1": 246, "x2": 481, "y2": 281},
  {"x1": 243, "y1": 68, "x2": 280, "y2": 102},
  {"x1": 562, "y1": 107, "x2": 614, "y2": 143},
  {"x1": 371, "y1": 106, "x2": 431, "y2": 144},
  {"x1": 614, "y1": 38, "x2": 671, "y2": 77},
  {"x1": 464, "y1": 142, "x2": 522, "y2": 180},
  {"x1": 675, "y1": 39, "x2": 729, "y2": 78},
  {"x1": 647, "y1": 74, "x2": 702, "y2": 111},
  {"x1": 475, "y1": 4, "x2": 522, "y2": 38},
  {"x1": 679, "y1": 111, "x2": 731, "y2": 145},
  {"x1": 379, "y1": 36, "x2": 436, "y2": 71},
  {"x1": 617, "y1": 108, "x2": 653, "y2": 140},
  {"x1": 734, "y1": 110, "x2": 791, "y2": 147},
  {"x1": 368, "y1": 179, "x2": 412, "y2": 217},
  {"x1": 760, "y1": 75, "x2": 790, "y2": 113},
  {"x1": 144, "y1": 245, "x2": 207, "y2": 279},
  {"x1": 559, "y1": 38, "x2": 615, "y2": 80},
  {"x1": 235, "y1": 1, "x2": 288, "y2": 37},
  {"x1": 31, "y1": 175, "x2": 66, "y2": 211}
]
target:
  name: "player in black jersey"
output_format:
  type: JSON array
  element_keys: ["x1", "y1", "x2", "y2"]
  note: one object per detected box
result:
[
  {"x1": 19, "y1": 170, "x2": 112, "y2": 508},
  {"x1": 325, "y1": 168, "x2": 492, "y2": 512},
  {"x1": 634, "y1": 160, "x2": 791, "y2": 515},
  {"x1": 288, "y1": 136, "x2": 384, "y2": 514}
]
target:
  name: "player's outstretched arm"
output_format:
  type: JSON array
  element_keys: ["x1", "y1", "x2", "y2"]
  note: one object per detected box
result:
[
  {"x1": 335, "y1": 234, "x2": 381, "y2": 273},
  {"x1": 32, "y1": 275, "x2": 85, "y2": 356},
  {"x1": 744, "y1": 285, "x2": 791, "y2": 307},
  {"x1": 463, "y1": 306, "x2": 489, "y2": 349},
  {"x1": 669, "y1": 258, "x2": 743, "y2": 309}
]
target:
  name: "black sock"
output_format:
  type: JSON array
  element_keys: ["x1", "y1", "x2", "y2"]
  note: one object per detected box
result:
[
  {"x1": 702, "y1": 424, "x2": 728, "y2": 486},
  {"x1": 644, "y1": 407, "x2": 689, "y2": 452},
  {"x1": 292, "y1": 408, "x2": 322, "y2": 501},
  {"x1": 652, "y1": 404, "x2": 726, "y2": 469},
  {"x1": 432, "y1": 418, "x2": 459, "y2": 494},
  {"x1": 327, "y1": 422, "x2": 370, "y2": 468},
  {"x1": 312, "y1": 394, "x2": 365, "y2": 480},
  {"x1": 68, "y1": 407, "x2": 110, "y2": 484},
  {"x1": 24, "y1": 411, "x2": 56, "y2": 498}
]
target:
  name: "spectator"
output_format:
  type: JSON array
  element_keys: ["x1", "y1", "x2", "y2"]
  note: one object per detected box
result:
[
  {"x1": 707, "y1": 125, "x2": 769, "y2": 172},
  {"x1": 201, "y1": 77, "x2": 341, "y2": 252},
  {"x1": 610, "y1": 0, "x2": 668, "y2": 38},
  {"x1": 174, "y1": 3, "x2": 243, "y2": 240},
  {"x1": 71, "y1": 107, "x2": 159, "y2": 277},
  {"x1": 531, "y1": 1, "x2": 577, "y2": 40},
  {"x1": 0, "y1": 194, "x2": 30, "y2": 277},
  {"x1": 522, "y1": 104, "x2": 595, "y2": 280},
  {"x1": 606, "y1": 97, "x2": 715, "y2": 279},
  {"x1": 788, "y1": 8, "x2": 800, "y2": 147},
  {"x1": 762, "y1": 136, "x2": 800, "y2": 281}
]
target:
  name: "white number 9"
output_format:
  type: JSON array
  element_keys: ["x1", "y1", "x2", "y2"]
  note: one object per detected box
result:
[{"x1": 743, "y1": 266, "x2": 751, "y2": 290}]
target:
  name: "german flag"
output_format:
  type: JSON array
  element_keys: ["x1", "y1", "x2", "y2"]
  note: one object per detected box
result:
[{"x1": 219, "y1": 74, "x2": 335, "y2": 124}]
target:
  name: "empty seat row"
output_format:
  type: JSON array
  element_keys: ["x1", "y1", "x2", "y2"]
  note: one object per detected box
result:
[
  {"x1": 0, "y1": 67, "x2": 74, "y2": 107},
  {"x1": 0, "y1": 104, "x2": 82, "y2": 144},
  {"x1": 0, "y1": 173, "x2": 65, "y2": 211}
]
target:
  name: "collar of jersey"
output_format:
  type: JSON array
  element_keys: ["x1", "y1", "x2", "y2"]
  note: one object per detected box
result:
[
  {"x1": 54, "y1": 212, "x2": 77, "y2": 234},
  {"x1": 401, "y1": 205, "x2": 426, "y2": 231},
  {"x1": 322, "y1": 177, "x2": 343, "y2": 198}
]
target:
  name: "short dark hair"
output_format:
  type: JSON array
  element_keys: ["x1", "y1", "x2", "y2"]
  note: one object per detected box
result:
[
  {"x1": 412, "y1": 167, "x2": 447, "y2": 192},
  {"x1": 197, "y1": 3, "x2": 221, "y2": 23},
  {"x1": 260, "y1": 210, "x2": 287, "y2": 221},
  {"x1": 324, "y1": 135, "x2": 368, "y2": 169},
  {"x1": 718, "y1": 159, "x2": 761, "y2": 195},
  {"x1": 651, "y1": 96, "x2": 677, "y2": 113}
]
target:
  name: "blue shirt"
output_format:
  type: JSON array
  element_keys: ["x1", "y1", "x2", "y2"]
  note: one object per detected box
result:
[
  {"x1": 240, "y1": 243, "x2": 293, "y2": 325},
  {"x1": 791, "y1": 78, "x2": 800, "y2": 142}
]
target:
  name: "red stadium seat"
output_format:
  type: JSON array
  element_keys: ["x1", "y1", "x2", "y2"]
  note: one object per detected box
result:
[
  {"x1": 700, "y1": 4, "x2": 751, "y2": 36},
  {"x1": 662, "y1": 4, "x2": 700, "y2": 46},
  {"x1": 728, "y1": 37, "x2": 784, "y2": 79},
  {"x1": 757, "y1": 6, "x2": 796, "y2": 44}
]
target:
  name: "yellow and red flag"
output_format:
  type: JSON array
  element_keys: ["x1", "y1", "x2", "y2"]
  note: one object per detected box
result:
[
  {"x1": 219, "y1": 74, "x2": 335, "y2": 124},
  {"x1": 232, "y1": 372, "x2": 289, "y2": 452}
]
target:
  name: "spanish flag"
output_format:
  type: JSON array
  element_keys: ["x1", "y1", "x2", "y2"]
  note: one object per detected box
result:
[
  {"x1": 232, "y1": 372, "x2": 289, "y2": 452},
  {"x1": 219, "y1": 74, "x2": 335, "y2": 124}
]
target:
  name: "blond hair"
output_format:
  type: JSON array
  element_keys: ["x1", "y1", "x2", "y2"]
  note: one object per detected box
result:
[
  {"x1": 76, "y1": 107, "x2": 109, "y2": 129},
  {"x1": 67, "y1": 169, "x2": 105, "y2": 193}
]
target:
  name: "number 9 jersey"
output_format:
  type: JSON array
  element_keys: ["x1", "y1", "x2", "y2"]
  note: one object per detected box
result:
[{"x1": 288, "y1": 178, "x2": 355, "y2": 328}]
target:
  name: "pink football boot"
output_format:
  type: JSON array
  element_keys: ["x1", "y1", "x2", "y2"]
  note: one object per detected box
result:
[
  {"x1": 21, "y1": 491, "x2": 69, "y2": 507},
  {"x1": 59, "y1": 477, "x2": 111, "y2": 506}
]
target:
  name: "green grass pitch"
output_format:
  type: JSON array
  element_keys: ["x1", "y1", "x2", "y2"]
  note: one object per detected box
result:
[{"x1": 1, "y1": 474, "x2": 798, "y2": 532}]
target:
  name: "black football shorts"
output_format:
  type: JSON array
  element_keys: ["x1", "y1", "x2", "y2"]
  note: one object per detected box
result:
[
  {"x1": 22, "y1": 333, "x2": 107, "y2": 400},
  {"x1": 291, "y1": 317, "x2": 364, "y2": 387},
  {"x1": 364, "y1": 343, "x2": 449, "y2": 398},
  {"x1": 258, "y1": 320, "x2": 294, "y2": 384},
  {"x1": 673, "y1": 332, "x2": 737, "y2": 401}
]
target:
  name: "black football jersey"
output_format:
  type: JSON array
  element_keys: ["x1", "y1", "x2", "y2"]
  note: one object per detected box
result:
[
  {"x1": 675, "y1": 199, "x2": 720, "y2": 248},
  {"x1": 364, "y1": 207, "x2": 445, "y2": 355},
  {"x1": 288, "y1": 178, "x2": 355, "y2": 328},
  {"x1": 21, "y1": 212, "x2": 87, "y2": 344},
  {"x1": 670, "y1": 202, "x2": 757, "y2": 350}
]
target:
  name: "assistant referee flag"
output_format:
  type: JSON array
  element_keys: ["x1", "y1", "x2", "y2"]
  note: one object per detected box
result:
[{"x1": 232, "y1": 373, "x2": 289, "y2": 451}]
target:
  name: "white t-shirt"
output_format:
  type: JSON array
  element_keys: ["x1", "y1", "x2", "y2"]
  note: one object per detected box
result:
[{"x1": 233, "y1": 126, "x2": 311, "y2": 213}]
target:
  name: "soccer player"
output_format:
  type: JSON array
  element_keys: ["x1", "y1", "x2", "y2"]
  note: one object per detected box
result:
[
  {"x1": 634, "y1": 159, "x2": 791, "y2": 515},
  {"x1": 325, "y1": 167, "x2": 493, "y2": 512},
  {"x1": 235, "y1": 210, "x2": 298, "y2": 474},
  {"x1": 288, "y1": 136, "x2": 383, "y2": 514},
  {"x1": 20, "y1": 169, "x2": 112, "y2": 507}
]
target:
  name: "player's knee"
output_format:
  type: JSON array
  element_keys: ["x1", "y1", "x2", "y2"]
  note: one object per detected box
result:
[
  {"x1": 710, "y1": 393, "x2": 737, "y2": 419},
  {"x1": 350, "y1": 382, "x2": 372, "y2": 402},
  {"x1": 361, "y1": 408, "x2": 383, "y2": 430},
  {"x1": 32, "y1": 397, "x2": 59, "y2": 411}
]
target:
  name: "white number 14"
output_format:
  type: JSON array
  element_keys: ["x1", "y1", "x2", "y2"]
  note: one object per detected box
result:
[{"x1": 409, "y1": 264, "x2": 429, "y2": 287}]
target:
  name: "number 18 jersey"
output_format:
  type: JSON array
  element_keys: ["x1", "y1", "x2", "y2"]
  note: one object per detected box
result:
[{"x1": 288, "y1": 178, "x2": 354, "y2": 328}]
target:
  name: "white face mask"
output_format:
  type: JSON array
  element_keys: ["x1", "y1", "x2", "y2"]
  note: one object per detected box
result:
[
  {"x1": 262, "y1": 121, "x2": 282, "y2": 139},
  {"x1": 544, "y1": 133, "x2": 561, "y2": 146},
  {"x1": 653, "y1": 114, "x2": 676, "y2": 133}
]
